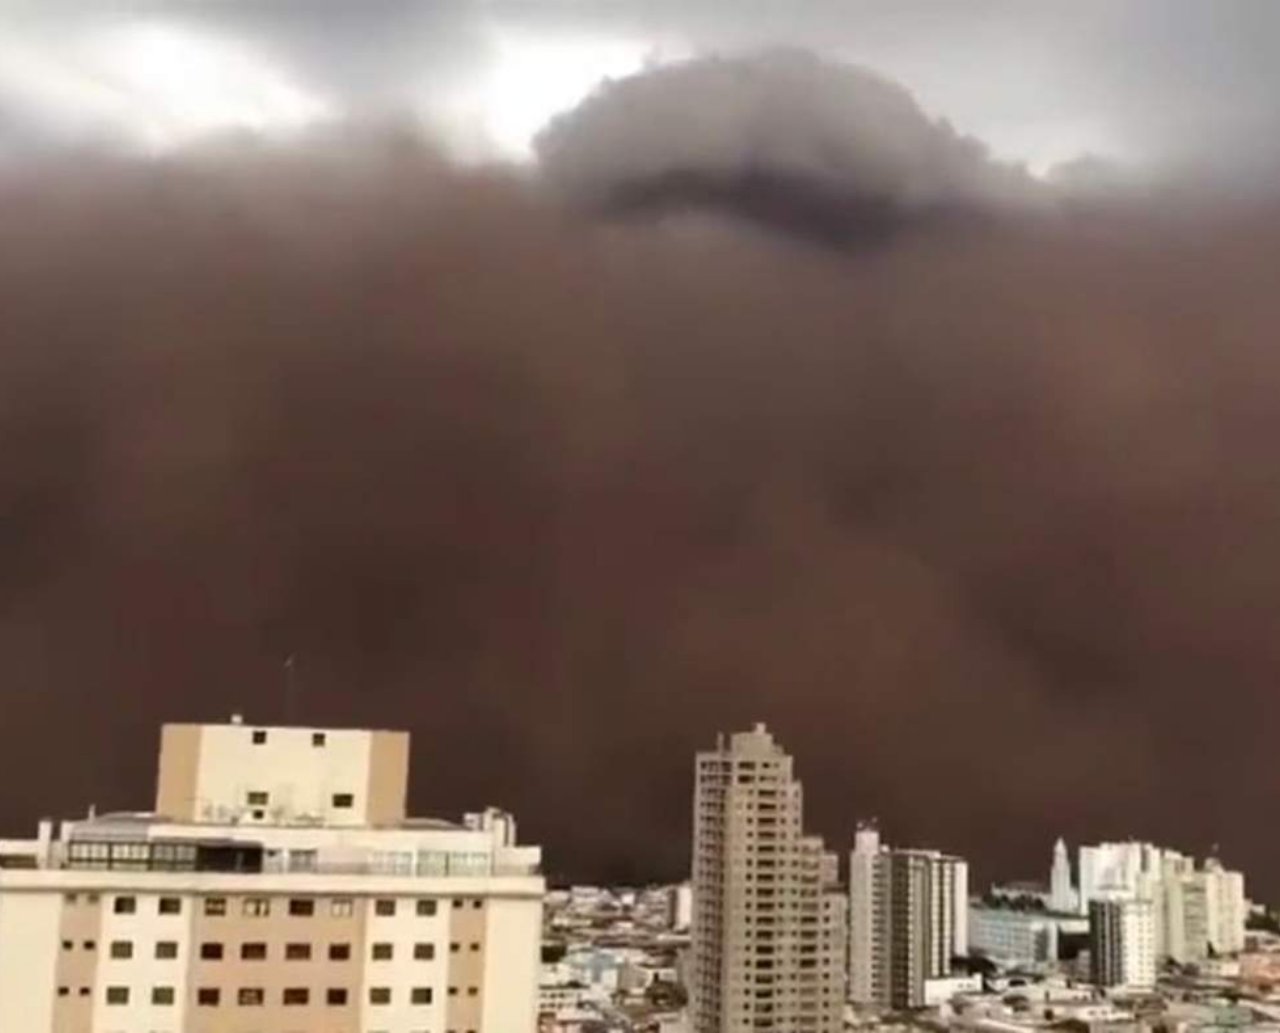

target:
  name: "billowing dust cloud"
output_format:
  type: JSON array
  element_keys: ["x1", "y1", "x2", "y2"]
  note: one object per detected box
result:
[{"x1": 2, "y1": 57, "x2": 1280, "y2": 889}]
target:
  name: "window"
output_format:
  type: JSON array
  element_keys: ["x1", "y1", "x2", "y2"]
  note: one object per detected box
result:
[
  {"x1": 57, "y1": 987, "x2": 68, "y2": 997},
  {"x1": 243, "y1": 897, "x2": 270, "y2": 917},
  {"x1": 329, "y1": 942, "x2": 351, "y2": 961},
  {"x1": 332, "y1": 792, "x2": 354, "y2": 809},
  {"x1": 369, "y1": 987, "x2": 392, "y2": 1005},
  {"x1": 200, "y1": 942, "x2": 223, "y2": 960},
  {"x1": 240, "y1": 942, "x2": 267, "y2": 960},
  {"x1": 453, "y1": 899, "x2": 464, "y2": 909},
  {"x1": 61, "y1": 939, "x2": 72, "y2": 950},
  {"x1": 105, "y1": 986, "x2": 129, "y2": 1005},
  {"x1": 371, "y1": 942, "x2": 393, "y2": 960},
  {"x1": 331, "y1": 897, "x2": 354, "y2": 917},
  {"x1": 77, "y1": 987, "x2": 89, "y2": 997},
  {"x1": 450, "y1": 942, "x2": 460, "y2": 953},
  {"x1": 151, "y1": 986, "x2": 175, "y2": 1005},
  {"x1": 326, "y1": 987, "x2": 349, "y2": 1005},
  {"x1": 197, "y1": 987, "x2": 220, "y2": 1006},
  {"x1": 448, "y1": 986, "x2": 458, "y2": 996},
  {"x1": 158, "y1": 896, "x2": 181, "y2": 914},
  {"x1": 467, "y1": 987, "x2": 479, "y2": 997},
  {"x1": 109, "y1": 941, "x2": 132, "y2": 960},
  {"x1": 312, "y1": 732, "x2": 326, "y2": 747},
  {"x1": 64, "y1": 893, "x2": 78, "y2": 904},
  {"x1": 287, "y1": 898, "x2": 314, "y2": 917},
  {"x1": 113, "y1": 896, "x2": 136, "y2": 915},
  {"x1": 469, "y1": 942, "x2": 480, "y2": 952},
  {"x1": 282, "y1": 987, "x2": 309, "y2": 1006},
  {"x1": 413, "y1": 943, "x2": 435, "y2": 961},
  {"x1": 251, "y1": 729, "x2": 267, "y2": 744},
  {"x1": 155, "y1": 941, "x2": 178, "y2": 959},
  {"x1": 238, "y1": 987, "x2": 264, "y2": 1006},
  {"x1": 203, "y1": 896, "x2": 227, "y2": 916},
  {"x1": 411, "y1": 987, "x2": 433, "y2": 1005},
  {"x1": 246, "y1": 790, "x2": 269, "y2": 806},
  {"x1": 416, "y1": 899, "x2": 437, "y2": 917},
  {"x1": 285, "y1": 942, "x2": 312, "y2": 961},
  {"x1": 472, "y1": 899, "x2": 483, "y2": 909},
  {"x1": 82, "y1": 940, "x2": 95, "y2": 951},
  {"x1": 374, "y1": 899, "x2": 395, "y2": 917}
]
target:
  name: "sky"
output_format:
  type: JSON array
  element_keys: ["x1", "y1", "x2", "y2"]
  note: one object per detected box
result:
[{"x1": 4, "y1": 2, "x2": 1280, "y2": 895}]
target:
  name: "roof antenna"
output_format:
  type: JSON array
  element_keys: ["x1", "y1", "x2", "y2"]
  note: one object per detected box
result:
[{"x1": 284, "y1": 653, "x2": 298, "y2": 725}]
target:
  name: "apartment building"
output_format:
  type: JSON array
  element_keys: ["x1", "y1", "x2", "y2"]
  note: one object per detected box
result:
[
  {"x1": 1089, "y1": 897, "x2": 1156, "y2": 990},
  {"x1": 0, "y1": 717, "x2": 544, "y2": 1033},
  {"x1": 690, "y1": 723, "x2": 845, "y2": 1033},
  {"x1": 848, "y1": 824, "x2": 968, "y2": 1010}
]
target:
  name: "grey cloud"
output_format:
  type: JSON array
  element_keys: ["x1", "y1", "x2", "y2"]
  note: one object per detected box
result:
[{"x1": 536, "y1": 50, "x2": 1048, "y2": 247}]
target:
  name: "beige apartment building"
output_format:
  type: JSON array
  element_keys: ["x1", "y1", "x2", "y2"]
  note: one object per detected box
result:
[
  {"x1": 690, "y1": 724, "x2": 845, "y2": 1033},
  {"x1": 0, "y1": 717, "x2": 544, "y2": 1033}
]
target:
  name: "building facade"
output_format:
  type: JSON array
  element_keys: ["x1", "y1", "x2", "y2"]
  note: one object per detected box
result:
[
  {"x1": 1089, "y1": 897, "x2": 1157, "y2": 990},
  {"x1": 690, "y1": 724, "x2": 845, "y2": 1033},
  {"x1": 848, "y1": 824, "x2": 968, "y2": 1010},
  {"x1": 968, "y1": 906, "x2": 1063, "y2": 966},
  {"x1": 0, "y1": 717, "x2": 544, "y2": 1033}
]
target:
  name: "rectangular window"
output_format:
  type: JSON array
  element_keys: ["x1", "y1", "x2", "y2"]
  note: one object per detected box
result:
[
  {"x1": 288, "y1": 898, "x2": 315, "y2": 917},
  {"x1": 105, "y1": 986, "x2": 129, "y2": 1005},
  {"x1": 416, "y1": 899, "x2": 437, "y2": 917},
  {"x1": 413, "y1": 943, "x2": 435, "y2": 961},
  {"x1": 282, "y1": 987, "x2": 309, "y2": 1006},
  {"x1": 374, "y1": 899, "x2": 395, "y2": 917},
  {"x1": 197, "y1": 987, "x2": 220, "y2": 1006},
  {"x1": 200, "y1": 942, "x2": 223, "y2": 960},
  {"x1": 312, "y1": 732, "x2": 326, "y2": 747},
  {"x1": 371, "y1": 942, "x2": 393, "y2": 960},
  {"x1": 469, "y1": 942, "x2": 481, "y2": 952},
  {"x1": 155, "y1": 941, "x2": 178, "y2": 959},
  {"x1": 246, "y1": 790, "x2": 269, "y2": 806},
  {"x1": 240, "y1": 942, "x2": 267, "y2": 960},
  {"x1": 369, "y1": 987, "x2": 392, "y2": 1005},
  {"x1": 328, "y1": 942, "x2": 351, "y2": 961},
  {"x1": 243, "y1": 897, "x2": 270, "y2": 917},
  {"x1": 326, "y1": 987, "x2": 348, "y2": 1005},
  {"x1": 61, "y1": 940, "x2": 72, "y2": 950},
  {"x1": 157, "y1": 896, "x2": 181, "y2": 914},
  {"x1": 411, "y1": 987, "x2": 433, "y2": 1005},
  {"x1": 332, "y1": 792, "x2": 354, "y2": 809},
  {"x1": 251, "y1": 730, "x2": 267, "y2": 744},
  {"x1": 203, "y1": 896, "x2": 227, "y2": 916},
  {"x1": 331, "y1": 897, "x2": 354, "y2": 917},
  {"x1": 109, "y1": 941, "x2": 132, "y2": 960},
  {"x1": 151, "y1": 986, "x2": 175, "y2": 1005},
  {"x1": 113, "y1": 896, "x2": 136, "y2": 915},
  {"x1": 285, "y1": 942, "x2": 311, "y2": 961},
  {"x1": 82, "y1": 940, "x2": 95, "y2": 951},
  {"x1": 238, "y1": 987, "x2": 264, "y2": 1006}
]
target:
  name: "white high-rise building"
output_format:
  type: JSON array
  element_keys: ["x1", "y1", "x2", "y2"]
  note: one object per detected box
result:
[
  {"x1": 1050, "y1": 837, "x2": 1077, "y2": 913},
  {"x1": 0, "y1": 718, "x2": 544, "y2": 1033},
  {"x1": 1073, "y1": 841, "x2": 1246, "y2": 962},
  {"x1": 691, "y1": 724, "x2": 845, "y2": 1033},
  {"x1": 848, "y1": 824, "x2": 968, "y2": 1010},
  {"x1": 1089, "y1": 897, "x2": 1156, "y2": 990}
]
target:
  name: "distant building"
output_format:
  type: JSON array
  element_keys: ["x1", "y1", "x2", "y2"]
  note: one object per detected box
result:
[
  {"x1": 0, "y1": 717, "x2": 544, "y2": 1033},
  {"x1": 1050, "y1": 837, "x2": 1078, "y2": 913},
  {"x1": 848, "y1": 823, "x2": 968, "y2": 1009},
  {"x1": 691, "y1": 723, "x2": 845, "y2": 1033},
  {"x1": 969, "y1": 906, "x2": 1063, "y2": 966},
  {"x1": 1089, "y1": 897, "x2": 1157, "y2": 990},
  {"x1": 670, "y1": 882, "x2": 694, "y2": 932}
]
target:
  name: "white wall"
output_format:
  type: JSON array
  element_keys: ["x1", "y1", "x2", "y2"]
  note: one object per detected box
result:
[
  {"x1": 357, "y1": 893, "x2": 448, "y2": 1032},
  {"x1": 482, "y1": 896, "x2": 542, "y2": 1033},
  {"x1": 0, "y1": 891, "x2": 61, "y2": 1033},
  {"x1": 93, "y1": 890, "x2": 194, "y2": 1033},
  {"x1": 194, "y1": 724, "x2": 374, "y2": 827}
]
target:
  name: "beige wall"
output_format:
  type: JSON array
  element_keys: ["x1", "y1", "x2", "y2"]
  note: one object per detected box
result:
[
  {"x1": 155, "y1": 724, "x2": 203, "y2": 820},
  {"x1": 366, "y1": 730, "x2": 410, "y2": 826},
  {"x1": 446, "y1": 895, "x2": 489, "y2": 1031},
  {"x1": 52, "y1": 892, "x2": 101, "y2": 1033},
  {"x1": 185, "y1": 891, "x2": 368, "y2": 1033}
]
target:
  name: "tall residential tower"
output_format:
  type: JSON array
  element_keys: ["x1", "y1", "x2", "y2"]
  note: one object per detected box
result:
[{"x1": 691, "y1": 724, "x2": 845, "y2": 1033}]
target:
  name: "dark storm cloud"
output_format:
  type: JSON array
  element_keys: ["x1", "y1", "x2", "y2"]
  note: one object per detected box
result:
[
  {"x1": 536, "y1": 50, "x2": 1047, "y2": 248},
  {"x1": 4, "y1": 93, "x2": 1280, "y2": 893}
]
